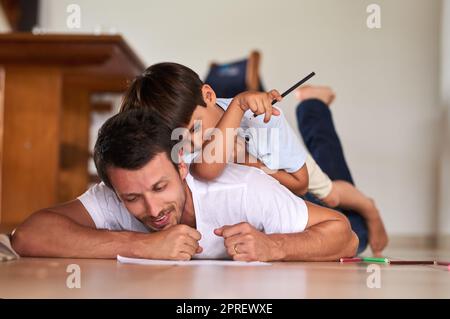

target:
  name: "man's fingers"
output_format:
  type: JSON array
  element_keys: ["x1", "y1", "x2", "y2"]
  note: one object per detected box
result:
[
  {"x1": 224, "y1": 237, "x2": 247, "y2": 257},
  {"x1": 184, "y1": 237, "x2": 199, "y2": 249},
  {"x1": 214, "y1": 227, "x2": 223, "y2": 236},
  {"x1": 214, "y1": 224, "x2": 235, "y2": 238},
  {"x1": 181, "y1": 242, "x2": 203, "y2": 257},
  {"x1": 182, "y1": 242, "x2": 198, "y2": 256},
  {"x1": 224, "y1": 234, "x2": 246, "y2": 249},
  {"x1": 220, "y1": 222, "x2": 251, "y2": 238},
  {"x1": 233, "y1": 253, "x2": 253, "y2": 262},
  {"x1": 178, "y1": 252, "x2": 193, "y2": 261},
  {"x1": 226, "y1": 245, "x2": 237, "y2": 257},
  {"x1": 185, "y1": 227, "x2": 202, "y2": 241}
]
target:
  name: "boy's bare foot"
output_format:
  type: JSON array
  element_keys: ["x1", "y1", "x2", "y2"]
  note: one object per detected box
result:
[
  {"x1": 367, "y1": 217, "x2": 389, "y2": 256},
  {"x1": 365, "y1": 199, "x2": 389, "y2": 256},
  {"x1": 295, "y1": 85, "x2": 336, "y2": 106}
]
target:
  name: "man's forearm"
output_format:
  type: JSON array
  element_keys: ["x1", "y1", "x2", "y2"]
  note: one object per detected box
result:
[
  {"x1": 11, "y1": 210, "x2": 146, "y2": 259},
  {"x1": 269, "y1": 219, "x2": 358, "y2": 261}
]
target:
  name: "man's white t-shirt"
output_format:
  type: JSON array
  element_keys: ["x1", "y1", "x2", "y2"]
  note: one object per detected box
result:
[
  {"x1": 78, "y1": 163, "x2": 309, "y2": 259},
  {"x1": 215, "y1": 98, "x2": 307, "y2": 173}
]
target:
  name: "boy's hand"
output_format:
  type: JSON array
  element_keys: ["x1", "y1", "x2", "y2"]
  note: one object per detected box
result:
[{"x1": 233, "y1": 90, "x2": 283, "y2": 123}]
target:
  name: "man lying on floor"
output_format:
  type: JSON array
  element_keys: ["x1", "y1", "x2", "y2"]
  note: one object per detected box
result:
[{"x1": 11, "y1": 109, "x2": 358, "y2": 262}]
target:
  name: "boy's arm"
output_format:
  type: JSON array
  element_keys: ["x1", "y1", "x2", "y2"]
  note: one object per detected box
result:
[
  {"x1": 11, "y1": 200, "x2": 202, "y2": 260},
  {"x1": 238, "y1": 142, "x2": 308, "y2": 196},
  {"x1": 266, "y1": 165, "x2": 308, "y2": 196},
  {"x1": 190, "y1": 100, "x2": 246, "y2": 180},
  {"x1": 190, "y1": 90, "x2": 282, "y2": 181},
  {"x1": 245, "y1": 160, "x2": 309, "y2": 196}
]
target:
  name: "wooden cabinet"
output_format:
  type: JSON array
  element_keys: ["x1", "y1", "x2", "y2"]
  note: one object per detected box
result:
[{"x1": 0, "y1": 33, "x2": 144, "y2": 231}]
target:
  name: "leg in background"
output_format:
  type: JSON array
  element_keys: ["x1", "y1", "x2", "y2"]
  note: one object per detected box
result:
[
  {"x1": 297, "y1": 99, "x2": 368, "y2": 254},
  {"x1": 297, "y1": 99, "x2": 354, "y2": 183}
]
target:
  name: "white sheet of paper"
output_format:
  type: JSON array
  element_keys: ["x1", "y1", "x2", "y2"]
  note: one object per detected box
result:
[{"x1": 117, "y1": 255, "x2": 271, "y2": 266}]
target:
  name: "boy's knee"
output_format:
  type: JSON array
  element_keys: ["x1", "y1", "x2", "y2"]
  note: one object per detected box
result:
[{"x1": 321, "y1": 188, "x2": 340, "y2": 208}]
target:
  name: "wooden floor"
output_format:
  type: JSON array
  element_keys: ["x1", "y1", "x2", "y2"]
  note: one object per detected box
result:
[{"x1": 1, "y1": 246, "x2": 450, "y2": 298}]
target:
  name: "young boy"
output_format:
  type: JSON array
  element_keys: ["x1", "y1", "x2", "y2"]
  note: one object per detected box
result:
[{"x1": 120, "y1": 62, "x2": 387, "y2": 255}]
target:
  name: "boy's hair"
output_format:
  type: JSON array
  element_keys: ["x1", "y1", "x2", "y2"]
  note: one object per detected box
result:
[
  {"x1": 94, "y1": 108, "x2": 179, "y2": 189},
  {"x1": 120, "y1": 62, "x2": 206, "y2": 129}
]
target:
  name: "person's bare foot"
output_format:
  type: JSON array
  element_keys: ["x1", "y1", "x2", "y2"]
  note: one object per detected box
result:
[
  {"x1": 295, "y1": 85, "x2": 336, "y2": 106},
  {"x1": 365, "y1": 199, "x2": 389, "y2": 256}
]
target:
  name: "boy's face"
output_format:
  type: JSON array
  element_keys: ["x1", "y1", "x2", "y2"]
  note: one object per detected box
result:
[
  {"x1": 186, "y1": 105, "x2": 221, "y2": 152},
  {"x1": 185, "y1": 85, "x2": 223, "y2": 153}
]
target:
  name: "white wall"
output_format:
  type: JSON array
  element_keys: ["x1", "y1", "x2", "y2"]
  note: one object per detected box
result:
[
  {"x1": 0, "y1": 5, "x2": 11, "y2": 32},
  {"x1": 439, "y1": 0, "x2": 450, "y2": 238},
  {"x1": 39, "y1": 0, "x2": 442, "y2": 236}
]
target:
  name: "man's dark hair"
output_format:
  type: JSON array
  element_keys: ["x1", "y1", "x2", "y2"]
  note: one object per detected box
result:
[
  {"x1": 120, "y1": 62, "x2": 206, "y2": 129},
  {"x1": 94, "y1": 108, "x2": 179, "y2": 189}
]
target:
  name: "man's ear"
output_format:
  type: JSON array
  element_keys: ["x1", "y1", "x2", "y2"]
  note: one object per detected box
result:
[
  {"x1": 201, "y1": 84, "x2": 216, "y2": 106},
  {"x1": 177, "y1": 148, "x2": 188, "y2": 180}
]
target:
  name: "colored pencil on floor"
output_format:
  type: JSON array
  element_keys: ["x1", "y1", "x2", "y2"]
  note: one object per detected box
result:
[
  {"x1": 362, "y1": 257, "x2": 389, "y2": 263},
  {"x1": 388, "y1": 260, "x2": 435, "y2": 265},
  {"x1": 340, "y1": 258, "x2": 445, "y2": 265},
  {"x1": 340, "y1": 257, "x2": 363, "y2": 263},
  {"x1": 435, "y1": 261, "x2": 450, "y2": 266}
]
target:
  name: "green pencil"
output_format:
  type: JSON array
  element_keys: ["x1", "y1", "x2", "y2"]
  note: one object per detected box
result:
[{"x1": 362, "y1": 257, "x2": 389, "y2": 263}]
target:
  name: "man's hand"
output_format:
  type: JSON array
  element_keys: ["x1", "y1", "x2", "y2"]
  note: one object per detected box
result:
[
  {"x1": 232, "y1": 90, "x2": 282, "y2": 123},
  {"x1": 137, "y1": 224, "x2": 203, "y2": 261},
  {"x1": 214, "y1": 222, "x2": 283, "y2": 262}
]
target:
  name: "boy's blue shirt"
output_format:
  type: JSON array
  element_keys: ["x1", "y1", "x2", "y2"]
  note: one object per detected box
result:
[{"x1": 214, "y1": 98, "x2": 307, "y2": 173}]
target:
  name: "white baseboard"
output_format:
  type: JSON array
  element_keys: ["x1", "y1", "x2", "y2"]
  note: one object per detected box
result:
[
  {"x1": 437, "y1": 235, "x2": 450, "y2": 250},
  {"x1": 387, "y1": 235, "x2": 450, "y2": 250},
  {"x1": 387, "y1": 235, "x2": 437, "y2": 249}
]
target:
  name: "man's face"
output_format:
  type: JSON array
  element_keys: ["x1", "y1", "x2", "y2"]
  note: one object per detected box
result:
[{"x1": 108, "y1": 152, "x2": 188, "y2": 231}]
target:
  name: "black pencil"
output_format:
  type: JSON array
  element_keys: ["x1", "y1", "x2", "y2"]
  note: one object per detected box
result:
[
  {"x1": 388, "y1": 260, "x2": 435, "y2": 265},
  {"x1": 272, "y1": 71, "x2": 316, "y2": 105},
  {"x1": 253, "y1": 71, "x2": 316, "y2": 117}
]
